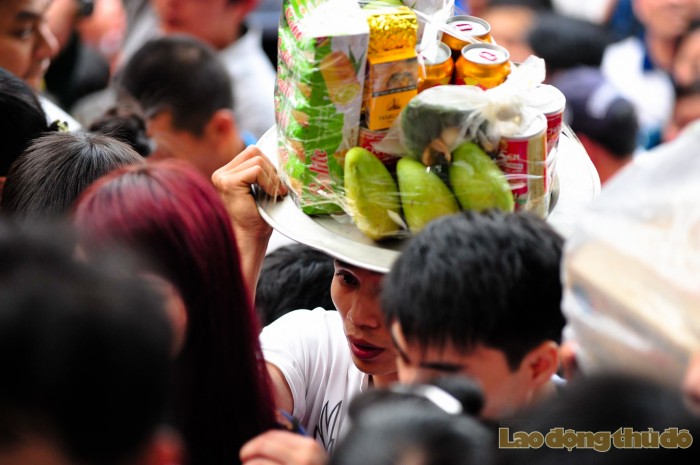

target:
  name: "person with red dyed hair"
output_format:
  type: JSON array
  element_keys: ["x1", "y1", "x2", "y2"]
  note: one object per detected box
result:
[{"x1": 73, "y1": 160, "x2": 277, "y2": 465}]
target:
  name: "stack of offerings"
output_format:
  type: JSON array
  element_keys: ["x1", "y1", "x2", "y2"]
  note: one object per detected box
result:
[{"x1": 276, "y1": 0, "x2": 369, "y2": 214}]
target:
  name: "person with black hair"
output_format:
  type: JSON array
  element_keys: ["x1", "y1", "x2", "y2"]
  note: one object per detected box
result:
[
  {"x1": 213, "y1": 148, "x2": 397, "y2": 464},
  {"x1": 73, "y1": 0, "x2": 274, "y2": 140},
  {"x1": 0, "y1": 67, "x2": 50, "y2": 193},
  {"x1": 600, "y1": 0, "x2": 695, "y2": 149},
  {"x1": 330, "y1": 377, "x2": 495, "y2": 465},
  {"x1": 382, "y1": 210, "x2": 565, "y2": 421},
  {"x1": 88, "y1": 100, "x2": 153, "y2": 157},
  {"x1": 500, "y1": 375, "x2": 700, "y2": 465},
  {"x1": 0, "y1": 131, "x2": 144, "y2": 221},
  {"x1": 0, "y1": 220, "x2": 179, "y2": 465},
  {"x1": 120, "y1": 35, "x2": 247, "y2": 177},
  {"x1": 550, "y1": 66, "x2": 638, "y2": 184},
  {"x1": 0, "y1": 0, "x2": 81, "y2": 130},
  {"x1": 256, "y1": 244, "x2": 336, "y2": 327},
  {"x1": 528, "y1": 13, "x2": 613, "y2": 73}
]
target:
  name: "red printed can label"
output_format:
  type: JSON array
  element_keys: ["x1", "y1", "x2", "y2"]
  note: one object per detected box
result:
[
  {"x1": 526, "y1": 85, "x2": 566, "y2": 155},
  {"x1": 545, "y1": 111, "x2": 563, "y2": 156},
  {"x1": 497, "y1": 112, "x2": 549, "y2": 218},
  {"x1": 358, "y1": 126, "x2": 399, "y2": 167}
]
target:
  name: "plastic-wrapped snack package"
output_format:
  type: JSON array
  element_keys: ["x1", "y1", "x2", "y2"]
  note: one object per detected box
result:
[
  {"x1": 562, "y1": 121, "x2": 700, "y2": 389},
  {"x1": 276, "y1": 0, "x2": 369, "y2": 214}
]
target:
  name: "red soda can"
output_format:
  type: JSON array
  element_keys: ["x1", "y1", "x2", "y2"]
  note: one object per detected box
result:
[
  {"x1": 497, "y1": 110, "x2": 549, "y2": 218},
  {"x1": 358, "y1": 126, "x2": 399, "y2": 168},
  {"x1": 526, "y1": 85, "x2": 566, "y2": 156}
]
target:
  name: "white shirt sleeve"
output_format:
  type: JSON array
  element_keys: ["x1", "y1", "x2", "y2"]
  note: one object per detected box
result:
[{"x1": 260, "y1": 308, "x2": 335, "y2": 419}]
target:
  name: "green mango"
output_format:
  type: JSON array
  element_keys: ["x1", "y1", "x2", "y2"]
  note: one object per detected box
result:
[
  {"x1": 449, "y1": 142, "x2": 515, "y2": 212},
  {"x1": 344, "y1": 147, "x2": 402, "y2": 240},
  {"x1": 397, "y1": 158, "x2": 460, "y2": 233}
]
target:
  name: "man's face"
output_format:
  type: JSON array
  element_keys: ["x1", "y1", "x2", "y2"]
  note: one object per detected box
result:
[
  {"x1": 673, "y1": 29, "x2": 700, "y2": 87},
  {"x1": 146, "y1": 110, "x2": 226, "y2": 177},
  {"x1": 331, "y1": 261, "x2": 397, "y2": 380},
  {"x1": 634, "y1": 0, "x2": 694, "y2": 39},
  {"x1": 664, "y1": 93, "x2": 700, "y2": 141},
  {"x1": 153, "y1": 0, "x2": 240, "y2": 48},
  {"x1": 391, "y1": 321, "x2": 535, "y2": 420},
  {"x1": 481, "y1": 6, "x2": 534, "y2": 64},
  {"x1": 0, "y1": 0, "x2": 58, "y2": 89}
]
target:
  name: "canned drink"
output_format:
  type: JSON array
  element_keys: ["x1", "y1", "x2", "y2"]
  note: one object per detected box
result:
[
  {"x1": 497, "y1": 110, "x2": 549, "y2": 217},
  {"x1": 441, "y1": 15, "x2": 493, "y2": 60},
  {"x1": 526, "y1": 85, "x2": 566, "y2": 156},
  {"x1": 358, "y1": 126, "x2": 399, "y2": 167},
  {"x1": 454, "y1": 43, "x2": 510, "y2": 89},
  {"x1": 417, "y1": 42, "x2": 454, "y2": 92}
]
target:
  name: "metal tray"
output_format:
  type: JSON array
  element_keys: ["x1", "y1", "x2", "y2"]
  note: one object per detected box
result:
[{"x1": 255, "y1": 125, "x2": 600, "y2": 272}]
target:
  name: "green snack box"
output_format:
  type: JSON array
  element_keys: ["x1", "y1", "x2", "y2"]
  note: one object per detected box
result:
[{"x1": 276, "y1": 0, "x2": 369, "y2": 215}]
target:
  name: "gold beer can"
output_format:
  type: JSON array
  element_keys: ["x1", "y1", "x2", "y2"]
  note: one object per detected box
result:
[
  {"x1": 454, "y1": 43, "x2": 510, "y2": 89},
  {"x1": 441, "y1": 15, "x2": 493, "y2": 61},
  {"x1": 417, "y1": 42, "x2": 454, "y2": 92}
]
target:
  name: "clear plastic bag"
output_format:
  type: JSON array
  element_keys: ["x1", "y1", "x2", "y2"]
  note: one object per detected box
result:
[{"x1": 562, "y1": 121, "x2": 700, "y2": 388}]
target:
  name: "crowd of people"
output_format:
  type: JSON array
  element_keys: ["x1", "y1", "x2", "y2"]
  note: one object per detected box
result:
[{"x1": 1, "y1": 1, "x2": 700, "y2": 465}]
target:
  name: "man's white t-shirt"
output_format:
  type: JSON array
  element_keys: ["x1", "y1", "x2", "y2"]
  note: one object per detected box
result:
[{"x1": 260, "y1": 308, "x2": 368, "y2": 452}]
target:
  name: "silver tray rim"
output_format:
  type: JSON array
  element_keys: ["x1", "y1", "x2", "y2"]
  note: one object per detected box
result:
[{"x1": 255, "y1": 124, "x2": 600, "y2": 273}]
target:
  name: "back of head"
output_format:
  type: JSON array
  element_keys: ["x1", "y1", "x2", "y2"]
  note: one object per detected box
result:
[
  {"x1": 0, "y1": 68, "x2": 49, "y2": 176},
  {"x1": 501, "y1": 374, "x2": 700, "y2": 465},
  {"x1": 74, "y1": 160, "x2": 248, "y2": 325},
  {"x1": 382, "y1": 210, "x2": 564, "y2": 369},
  {"x1": 528, "y1": 13, "x2": 612, "y2": 71},
  {"x1": 0, "y1": 220, "x2": 172, "y2": 465},
  {"x1": 332, "y1": 377, "x2": 494, "y2": 465},
  {"x1": 550, "y1": 67, "x2": 638, "y2": 159},
  {"x1": 73, "y1": 160, "x2": 276, "y2": 465},
  {"x1": 89, "y1": 102, "x2": 153, "y2": 157},
  {"x1": 120, "y1": 35, "x2": 233, "y2": 136},
  {"x1": 255, "y1": 244, "x2": 335, "y2": 326},
  {"x1": 0, "y1": 131, "x2": 144, "y2": 221}
]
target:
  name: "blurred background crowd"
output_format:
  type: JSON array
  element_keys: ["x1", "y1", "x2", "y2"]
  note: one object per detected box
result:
[
  {"x1": 5, "y1": 0, "x2": 700, "y2": 183},
  {"x1": 2, "y1": 2, "x2": 700, "y2": 465}
]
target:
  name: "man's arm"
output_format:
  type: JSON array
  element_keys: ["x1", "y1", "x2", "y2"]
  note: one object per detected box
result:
[
  {"x1": 240, "y1": 430, "x2": 327, "y2": 465},
  {"x1": 267, "y1": 362, "x2": 294, "y2": 413},
  {"x1": 211, "y1": 146, "x2": 287, "y2": 299}
]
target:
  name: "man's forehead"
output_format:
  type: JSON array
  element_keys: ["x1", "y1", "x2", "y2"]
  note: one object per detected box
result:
[
  {"x1": 4, "y1": 0, "x2": 51, "y2": 17},
  {"x1": 391, "y1": 321, "x2": 481, "y2": 359},
  {"x1": 334, "y1": 259, "x2": 383, "y2": 276}
]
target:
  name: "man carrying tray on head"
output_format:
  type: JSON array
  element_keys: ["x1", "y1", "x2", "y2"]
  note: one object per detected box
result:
[{"x1": 212, "y1": 142, "x2": 568, "y2": 465}]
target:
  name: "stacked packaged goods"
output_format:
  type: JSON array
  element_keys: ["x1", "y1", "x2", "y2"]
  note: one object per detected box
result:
[
  {"x1": 275, "y1": 0, "x2": 369, "y2": 214},
  {"x1": 272, "y1": 3, "x2": 567, "y2": 240}
]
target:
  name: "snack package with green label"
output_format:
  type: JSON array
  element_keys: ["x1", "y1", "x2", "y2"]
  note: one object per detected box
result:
[{"x1": 276, "y1": 0, "x2": 369, "y2": 215}]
